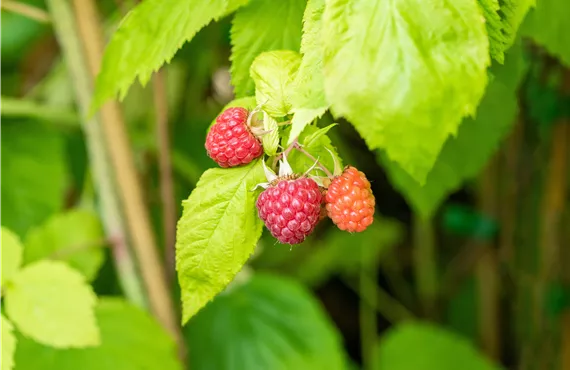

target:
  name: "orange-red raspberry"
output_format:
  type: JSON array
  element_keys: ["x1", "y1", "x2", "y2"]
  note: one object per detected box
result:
[
  {"x1": 205, "y1": 107, "x2": 263, "y2": 167},
  {"x1": 325, "y1": 166, "x2": 375, "y2": 232},
  {"x1": 256, "y1": 177, "x2": 322, "y2": 244}
]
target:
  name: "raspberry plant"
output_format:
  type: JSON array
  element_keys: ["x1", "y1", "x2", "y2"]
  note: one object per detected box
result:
[{"x1": 3, "y1": 0, "x2": 570, "y2": 368}]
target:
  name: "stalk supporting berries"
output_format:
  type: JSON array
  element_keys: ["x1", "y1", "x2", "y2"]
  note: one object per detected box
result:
[
  {"x1": 205, "y1": 107, "x2": 263, "y2": 167},
  {"x1": 325, "y1": 166, "x2": 375, "y2": 232},
  {"x1": 256, "y1": 177, "x2": 323, "y2": 244}
]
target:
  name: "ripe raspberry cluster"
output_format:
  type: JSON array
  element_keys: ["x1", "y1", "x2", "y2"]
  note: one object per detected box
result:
[{"x1": 205, "y1": 106, "x2": 376, "y2": 245}]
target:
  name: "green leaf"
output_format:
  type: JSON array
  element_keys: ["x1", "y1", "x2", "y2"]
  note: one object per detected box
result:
[
  {"x1": 92, "y1": 0, "x2": 249, "y2": 109},
  {"x1": 304, "y1": 123, "x2": 337, "y2": 148},
  {"x1": 372, "y1": 322, "x2": 500, "y2": 370},
  {"x1": 322, "y1": 0, "x2": 490, "y2": 184},
  {"x1": 230, "y1": 0, "x2": 305, "y2": 97},
  {"x1": 296, "y1": 218, "x2": 403, "y2": 287},
  {"x1": 261, "y1": 112, "x2": 279, "y2": 156},
  {"x1": 1, "y1": 121, "x2": 66, "y2": 237},
  {"x1": 13, "y1": 298, "x2": 182, "y2": 370},
  {"x1": 1, "y1": 227, "x2": 23, "y2": 287},
  {"x1": 521, "y1": 0, "x2": 570, "y2": 67},
  {"x1": 251, "y1": 50, "x2": 302, "y2": 117},
  {"x1": 176, "y1": 160, "x2": 266, "y2": 323},
  {"x1": 2, "y1": 315, "x2": 16, "y2": 370},
  {"x1": 381, "y1": 43, "x2": 529, "y2": 218},
  {"x1": 477, "y1": 0, "x2": 534, "y2": 63},
  {"x1": 289, "y1": 107, "x2": 328, "y2": 145},
  {"x1": 4, "y1": 261, "x2": 99, "y2": 348},
  {"x1": 287, "y1": 125, "x2": 342, "y2": 176},
  {"x1": 24, "y1": 210, "x2": 105, "y2": 281},
  {"x1": 185, "y1": 273, "x2": 346, "y2": 370},
  {"x1": 292, "y1": 0, "x2": 328, "y2": 110}
]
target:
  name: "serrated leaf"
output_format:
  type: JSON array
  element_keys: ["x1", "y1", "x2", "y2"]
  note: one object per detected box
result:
[
  {"x1": 185, "y1": 273, "x2": 346, "y2": 370},
  {"x1": 230, "y1": 0, "x2": 305, "y2": 97},
  {"x1": 372, "y1": 322, "x2": 500, "y2": 370},
  {"x1": 289, "y1": 107, "x2": 328, "y2": 145},
  {"x1": 176, "y1": 160, "x2": 266, "y2": 323},
  {"x1": 1, "y1": 228, "x2": 22, "y2": 287},
  {"x1": 1, "y1": 121, "x2": 66, "y2": 237},
  {"x1": 292, "y1": 0, "x2": 328, "y2": 110},
  {"x1": 92, "y1": 0, "x2": 249, "y2": 109},
  {"x1": 262, "y1": 112, "x2": 279, "y2": 156},
  {"x1": 4, "y1": 261, "x2": 99, "y2": 348},
  {"x1": 251, "y1": 50, "x2": 302, "y2": 117},
  {"x1": 2, "y1": 315, "x2": 16, "y2": 370},
  {"x1": 13, "y1": 298, "x2": 182, "y2": 370},
  {"x1": 381, "y1": 43, "x2": 528, "y2": 219},
  {"x1": 322, "y1": 0, "x2": 490, "y2": 184},
  {"x1": 521, "y1": 0, "x2": 570, "y2": 67},
  {"x1": 477, "y1": 0, "x2": 534, "y2": 63},
  {"x1": 286, "y1": 125, "x2": 342, "y2": 176},
  {"x1": 24, "y1": 210, "x2": 105, "y2": 282}
]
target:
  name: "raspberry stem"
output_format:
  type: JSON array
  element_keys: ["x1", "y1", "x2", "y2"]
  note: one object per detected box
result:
[{"x1": 294, "y1": 146, "x2": 334, "y2": 178}]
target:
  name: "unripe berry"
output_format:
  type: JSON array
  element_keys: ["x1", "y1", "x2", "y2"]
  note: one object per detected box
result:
[
  {"x1": 205, "y1": 107, "x2": 263, "y2": 167},
  {"x1": 256, "y1": 177, "x2": 322, "y2": 244},
  {"x1": 325, "y1": 166, "x2": 375, "y2": 232}
]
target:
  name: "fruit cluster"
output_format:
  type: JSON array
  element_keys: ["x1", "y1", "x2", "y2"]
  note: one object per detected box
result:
[{"x1": 205, "y1": 106, "x2": 375, "y2": 244}]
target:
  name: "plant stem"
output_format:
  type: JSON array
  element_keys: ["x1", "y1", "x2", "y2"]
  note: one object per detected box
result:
[
  {"x1": 1, "y1": 96, "x2": 79, "y2": 127},
  {"x1": 359, "y1": 248, "x2": 377, "y2": 370},
  {"x1": 2, "y1": 0, "x2": 50, "y2": 23},
  {"x1": 413, "y1": 215, "x2": 437, "y2": 318},
  {"x1": 476, "y1": 155, "x2": 501, "y2": 360},
  {"x1": 45, "y1": 0, "x2": 146, "y2": 308},
  {"x1": 343, "y1": 275, "x2": 415, "y2": 323},
  {"x1": 70, "y1": 0, "x2": 183, "y2": 347},
  {"x1": 294, "y1": 146, "x2": 334, "y2": 177},
  {"x1": 153, "y1": 69, "x2": 177, "y2": 283}
]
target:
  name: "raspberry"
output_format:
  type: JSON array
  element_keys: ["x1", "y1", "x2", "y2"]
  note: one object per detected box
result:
[
  {"x1": 325, "y1": 166, "x2": 375, "y2": 232},
  {"x1": 205, "y1": 107, "x2": 263, "y2": 167},
  {"x1": 256, "y1": 177, "x2": 323, "y2": 244}
]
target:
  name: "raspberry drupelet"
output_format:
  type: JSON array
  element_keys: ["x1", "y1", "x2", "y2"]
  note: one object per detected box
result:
[
  {"x1": 256, "y1": 177, "x2": 322, "y2": 244},
  {"x1": 325, "y1": 166, "x2": 375, "y2": 232},
  {"x1": 205, "y1": 107, "x2": 263, "y2": 167}
]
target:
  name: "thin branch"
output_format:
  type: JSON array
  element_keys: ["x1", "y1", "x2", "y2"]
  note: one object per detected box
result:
[
  {"x1": 70, "y1": 0, "x2": 184, "y2": 351},
  {"x1": 294, "y1": 146, "x2": 334, "y2": 178},
  {"x1": 153, "y1": 69, "x2": 177, "y2": 283},
  {"x1": 45, "y1": 0, "x2": 146, "y2": 308},
  {"x1": 2, "y1": 0, "x2": 50, "y2": 23},
  {"x1": 413, "y1": 215, "x2": 437, "y2": 318},
  {"x1": 359, "y1": 248, "x2": 378, "y2": 370}
]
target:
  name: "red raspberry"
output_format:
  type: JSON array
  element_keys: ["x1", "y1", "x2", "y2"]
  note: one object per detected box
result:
[
  {"x1": 325, "y1": 166, "x2": 375, "y2": 232},
  {"x1": 256, "y1": 177, "x2": 322, "y2": 244},
  {"x1": 205, "y1": 107, "x2": 263, "y2": 167}
]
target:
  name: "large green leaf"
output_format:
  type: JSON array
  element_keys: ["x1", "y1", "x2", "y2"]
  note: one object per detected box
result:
[
  {"x1": 185, "y1": 273, "x2": 346, "y2": 370},
  {"x1": 24, "y1": 210, "x2": 105, "y2": 281},
  {"x1": 289, "y1": 0, "x2": 328, "y2": 144},
  {"x1": 372, "y1": 322, "x2": 500, "y2": 370},
  {"x1": 322, "y1": 0, "x2": 490, "y2": 184},
  {"x1": 250, "y1": 50, "x2": 302, "y2": 117},
  {"x1": 381, "y1": 43, "x2": 529, "y2": 218},
  {"x1": 14, "y1": 298, "x2": 182, "y2": 370},
  {"x1": 92, "y1": 0, "x2": 249, "y2": 109},
  {"x1": 477, "y1": 0, "x2": 533, "y2": 63},
  {"x1": 1, "y1": 227, "x2": 22, "y2": 287},
  {"x1": 4, "y1": 261, "x2": 99, "y2": 348},
  {"x1": 176, "y1": 160, "x2": 266, "y2": 323},
  {"x1": 521, "y1": 0, "x2": 570, "y2": 67},
  {"x1": 1, "y1": 121, "x2": 66, "y2": 237},
  {"x1": 2, "y1": 315, "x2": 16, "y2": 370},
  {"x1": 230, "y1": 0, "x2": 305, "y2": 97}
]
